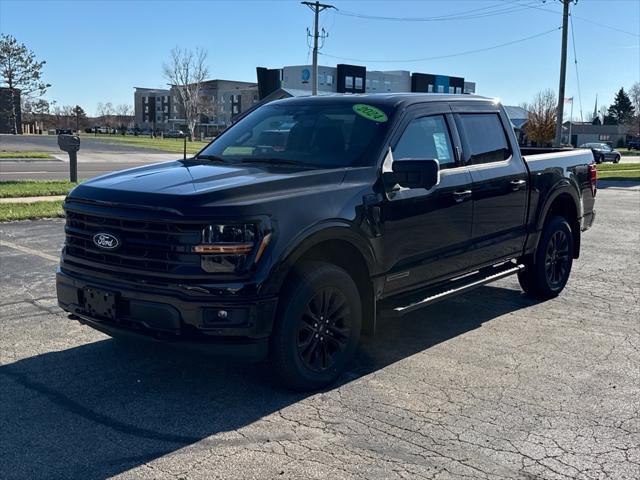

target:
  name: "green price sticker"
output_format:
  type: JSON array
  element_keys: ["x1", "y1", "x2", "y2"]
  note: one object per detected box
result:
[{"x1": 353, "y1": 104, "x2": 388, "y2": 123}]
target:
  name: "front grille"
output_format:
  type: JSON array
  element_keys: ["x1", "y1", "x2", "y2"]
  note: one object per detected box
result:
[{"x1": 63, "y1": 208, "x2": 204, "y2": 276}]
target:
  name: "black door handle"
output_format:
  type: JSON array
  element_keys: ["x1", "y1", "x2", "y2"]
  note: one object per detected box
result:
[
  {"x1": 510, "y1": 179, "x2": 527, "y2": 190},
  {"x1": 453, "y1": 189, "x2": 472, "y2": 202}
]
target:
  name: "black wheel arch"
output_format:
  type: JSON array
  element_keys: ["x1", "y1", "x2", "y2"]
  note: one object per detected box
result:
[
  {"x1": 534, "y1": 187, "x2": 582, "y2": 260},
  {"x1": 265, "y1": 222, "x2": 378, "y2": 336}
]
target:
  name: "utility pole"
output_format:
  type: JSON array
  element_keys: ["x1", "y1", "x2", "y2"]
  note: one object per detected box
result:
[
  {"x1": 554, "y1": 0, "x2": 575, "y2": 146},
  {"x1": 302, "y1": 1, "x2": 335, "y2": 95}
]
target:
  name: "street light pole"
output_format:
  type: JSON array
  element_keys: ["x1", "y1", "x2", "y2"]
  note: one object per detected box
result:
[
  {"x1": 302, "y1": 1, "x2": 335, "y2": 96},
  {"x1": 554, "y1": 0, "x2": 574, "y2": 146}
]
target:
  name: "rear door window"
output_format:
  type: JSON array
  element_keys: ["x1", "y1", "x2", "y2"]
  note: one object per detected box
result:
[{"x1": 459, "y1": 113, "x2": 511, "y2": 165}]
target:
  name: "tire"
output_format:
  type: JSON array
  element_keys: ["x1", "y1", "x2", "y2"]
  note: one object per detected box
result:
[
  {"x1": 614, "y1": 155, "x2": 620, "y2": 164},
  {"x1": 518, "y1": 216, "x2": 574, "y2": 300},
  {"x1": 596, "y1": 154, "x2": 604, "y2": 164},
  {"x1": 270, "y1": 262, "x2": 361, "y2": 391}
]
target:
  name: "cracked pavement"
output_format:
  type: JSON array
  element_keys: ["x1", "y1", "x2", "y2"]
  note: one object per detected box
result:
[{"x1": 1, "y1": 183, "x2": 638, "y2": 479}]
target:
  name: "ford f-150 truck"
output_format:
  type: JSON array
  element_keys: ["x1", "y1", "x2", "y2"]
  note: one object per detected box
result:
[{"x1": 57, "y1": 94, "x2": 597, "y2": 390}]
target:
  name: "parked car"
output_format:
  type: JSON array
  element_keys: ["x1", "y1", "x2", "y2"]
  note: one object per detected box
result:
[
  {"x1": 579, "y1": 142, "x2": 621, "y2": 163},
  {"x1": 57, "y1": 94, "x2": 597, "y2": 390},
  {"x1": 55, "y1": 128, "x2": 73, "y2": 135},
  {"x1": 627, "y1": 138, "x2": 640, "y2": 150},
  {"x1": 165, "y1": 130, "x2": 186, "y2": 138}
]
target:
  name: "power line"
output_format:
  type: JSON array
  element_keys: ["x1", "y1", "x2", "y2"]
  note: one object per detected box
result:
[
  {"x1": 319, "y1": 26, "x2": 561, "y2": 63},
  {"x1": 504, "y1": 0, "x2": 640, "y2": 37},
  {"x1": 570, "y1": 13, "x2": 584, "y2": 122},
  {"x1": 336, "y1": 1, "x2": 540, "y2": 22}
]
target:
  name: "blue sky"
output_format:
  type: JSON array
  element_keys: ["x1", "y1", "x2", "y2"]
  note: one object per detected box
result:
[{"x1": 1, "y1": 0, "x2": 638, "y2": 117}]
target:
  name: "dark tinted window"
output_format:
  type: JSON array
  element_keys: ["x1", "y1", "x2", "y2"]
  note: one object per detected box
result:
[
  {"x1": 393, "y1": 115, "x2": 455, "y2": 169},
  {"x1": 459, "y1": 113, "x2": 511, "y2": 164},
  {"x1": 199, "y1": 103, "x2": 394, "y2": 168}
]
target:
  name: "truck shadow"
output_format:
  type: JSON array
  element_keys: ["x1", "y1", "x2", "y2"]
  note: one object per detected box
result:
[{"x1": 0, "y1": 284, "x2": 539, "y2": 479}]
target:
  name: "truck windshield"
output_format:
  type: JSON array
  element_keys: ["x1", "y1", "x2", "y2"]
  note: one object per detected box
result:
[{"x1": 198, "y1": 103, "x2": 394, "y2": 168}]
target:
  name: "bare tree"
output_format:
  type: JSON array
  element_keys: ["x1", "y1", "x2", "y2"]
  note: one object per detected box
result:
[
  {"x1": 96, "y1": 102, "x2": 115, "y2": 130},
  {"x1": 163, "y1": 47, "x2": 209, "y2": 140},
  {"x1": 522, "y1": 89, "x2": 557, "y2": 146},
  {"x1": 115, "y1": 104, "x2": 133, "y2": 133},
  {"x1": 0, "y1": 34, "x2": 50, "y2": 134},
  {"x1": 629, "y1": 82, "x2": 640, "y2": 115}
]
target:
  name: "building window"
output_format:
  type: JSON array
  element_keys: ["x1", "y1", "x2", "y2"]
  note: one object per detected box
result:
[
  {"x1": 599, "y1": 134, "x2": 611, "y2": 141},
  {"x1": 437, "y1": 85, "x2": 445, "y2": 93},
  {"x1": 384, "y1": 80, "x2": 391, "y2": 91},
  {"x1": 449, "y1": 86, "x2": 455, "y2": 94},
  {"x1": 355, "y1": 77, "x2": 363, "y2": 89},
  {"x1": 427, "y1": 84, "x2": 434, "y2": 93},
  {"x1": 456, "y1": 87, "x2": 462, "y2": 94},
  {"x1": 345, "y1": 76, "x2": 354, "y2": 89}
]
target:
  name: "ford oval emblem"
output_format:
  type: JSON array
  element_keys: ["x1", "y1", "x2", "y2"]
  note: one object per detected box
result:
[{"x1": 93, "y1": 233, "x2": 120, "y2": 250}]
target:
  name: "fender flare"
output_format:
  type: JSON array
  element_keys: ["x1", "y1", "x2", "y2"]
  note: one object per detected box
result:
[
  {"x1": 262, "y1": 220, "x2": 376, "y2": 297},
  {"x1": 535, "y1": 180, "x2": 582, "y2": 232}
]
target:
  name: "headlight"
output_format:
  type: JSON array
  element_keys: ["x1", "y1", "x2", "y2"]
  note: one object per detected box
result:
[{"x1": 193, "y1": 224, "x2": 270, "y2": 273}]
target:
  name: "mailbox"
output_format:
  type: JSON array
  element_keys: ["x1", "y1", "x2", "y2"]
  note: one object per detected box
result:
[
  {"x1": 57, "y1": 134, "x2": 80, "y2": 181},
  {"x1": 58, "y1": 134, "x2": 80, "y2": 153}
]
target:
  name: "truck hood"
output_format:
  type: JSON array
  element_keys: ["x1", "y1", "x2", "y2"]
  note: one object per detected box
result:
[{"x1": 67, "y1": 159, "x2": 348, "y2": 212}]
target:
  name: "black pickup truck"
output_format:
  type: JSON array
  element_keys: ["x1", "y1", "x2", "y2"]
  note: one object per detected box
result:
[{"x1": 57, "y1": 94, "x2": 597, "y2": 390}]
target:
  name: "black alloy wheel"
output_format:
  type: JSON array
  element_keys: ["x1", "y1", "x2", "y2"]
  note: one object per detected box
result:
[
  {"x1": 518, "y1": 215, "x2": 574, "y2": 299},
  {"x1": 297, "y1": 287, "x2": 351, "y2": 372},
  {"x1": 544, "y1": 230, "x2": 570, "y2": 289},
  {"x1": 270, "y1": 261, "x2": 361, "y2": 391}
]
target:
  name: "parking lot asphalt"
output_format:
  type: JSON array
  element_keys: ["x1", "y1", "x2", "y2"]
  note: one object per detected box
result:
[{"x1": 0, "y1": 183, "x2": 638, "y2": 480}]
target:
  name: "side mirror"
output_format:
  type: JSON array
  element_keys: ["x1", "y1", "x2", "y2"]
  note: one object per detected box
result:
[{"x1": 384, "y1": 158, "x2": 440, "y2": 190}]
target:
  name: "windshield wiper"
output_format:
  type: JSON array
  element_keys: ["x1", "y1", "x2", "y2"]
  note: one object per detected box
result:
[
  {"x1": 195, "y1": 154, "x2": 228, "y2": 163},
  {"x1": 240, "y1": 157, "x2": 302, "y2": 166}
]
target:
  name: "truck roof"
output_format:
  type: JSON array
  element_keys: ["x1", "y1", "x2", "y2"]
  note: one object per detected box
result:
[{"x1": 269, "y1": 93, "x2": 496, "y2": 109}]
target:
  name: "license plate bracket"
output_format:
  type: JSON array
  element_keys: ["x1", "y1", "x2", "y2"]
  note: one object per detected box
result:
[{"x1": 83, "y1": 287, "x2": 117, "y2": 320}]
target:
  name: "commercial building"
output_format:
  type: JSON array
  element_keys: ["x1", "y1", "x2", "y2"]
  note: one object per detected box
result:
[
  {"x1": 134, "y1": 80, "x2": 259, "y2": 134},
  {"x1": 0, "y1": 87, "x2": 22, "y2": 134},
  {"x1": 562, "y1": 122, "x2": 634, "y2": 148},
  {"x1": 256, "y1": 64, "x2": 475, "y2": 99}
]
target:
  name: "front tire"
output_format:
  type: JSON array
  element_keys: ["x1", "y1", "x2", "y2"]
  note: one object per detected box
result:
[
  {"x1": 614, "y1": 155, "x2": 620, "y2": 164},
  {"x1": 270, "y1": 262, "x2": 361, "y2": 391},
  {"x1": 518, "y1": 216, "x2": 574, "y2": 299}
]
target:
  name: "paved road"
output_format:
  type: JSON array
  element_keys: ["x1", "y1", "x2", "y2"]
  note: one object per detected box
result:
[
  {"x1": 0, "y1": 184, "x2": 639, "y2": 480},
  {"x1": 0, "y1": 134, "x2": 181, "y2": 180},
  {"x1": 1, "y1": 133, "x2": 179, "y2": 154}
]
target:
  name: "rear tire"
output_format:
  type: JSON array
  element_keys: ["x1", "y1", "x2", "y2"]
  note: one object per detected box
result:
[
  {"x1": 614, "y1": 155, "x2": 620, "y2": 164},
  {"x1": 270, "y1": 262, "x2": 361, "y2": 391},
  {"x1": 518, "y1": 216, "x2": 574, "y2": 299}
]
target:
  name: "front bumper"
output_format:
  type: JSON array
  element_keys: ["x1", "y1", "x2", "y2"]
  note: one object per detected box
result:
[{"x1": 56, "y1": 268, "x2": 278, "y2": 361}]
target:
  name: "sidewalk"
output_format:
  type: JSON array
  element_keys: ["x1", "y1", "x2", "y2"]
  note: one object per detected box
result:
[{"x1": 0, "y1": 195, "x2": 66, "y2": 204}]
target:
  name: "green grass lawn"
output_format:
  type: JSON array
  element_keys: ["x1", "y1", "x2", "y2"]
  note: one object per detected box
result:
[
  {"x1": 0, "y1": 180, "x2": 77, "y2": 198},
  {"x1": 597, "y1": 162, "x2": 640, "y2": 180},
  {"x1": 81, "y1": 133, "x2": 210, "y2": 154},
  {"x1": 0, "y1": 151, "x2": 54, "y2": 159},
  {"x1": 0, "y1": 200, "x2": 64, "y2": 222}
]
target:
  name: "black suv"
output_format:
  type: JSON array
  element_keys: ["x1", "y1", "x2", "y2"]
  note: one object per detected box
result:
[{"x1": 57, "y1": 94, "x2": 596, "y2": 390}]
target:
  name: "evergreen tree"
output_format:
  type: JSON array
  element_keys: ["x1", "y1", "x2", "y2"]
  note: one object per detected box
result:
[{"x1": 607, "y1": 88, "x2": 635, "y2": 125}]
